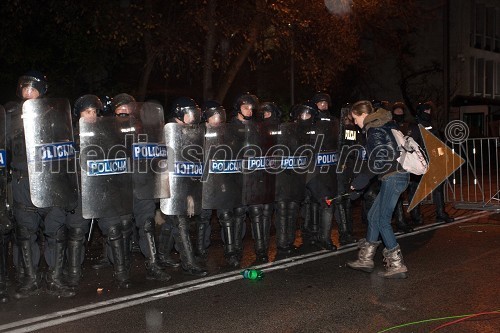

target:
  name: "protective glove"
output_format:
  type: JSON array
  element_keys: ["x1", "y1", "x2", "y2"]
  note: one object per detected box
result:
[
  {"x1": 350, "y1": 173, "x2": 372, "y2": 191},
  {"x1": 349, "y1": 190, "x2": 363, "y2": 201}
]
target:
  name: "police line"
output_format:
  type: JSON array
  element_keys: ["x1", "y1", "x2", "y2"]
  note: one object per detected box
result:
[{"x1": 23, "y1": 142, "x2": 387, "y2": 179}]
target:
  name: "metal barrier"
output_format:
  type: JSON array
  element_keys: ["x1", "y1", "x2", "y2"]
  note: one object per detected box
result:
[{"x1": 448, "y1": 137, "x2": 500, "y2": 210}]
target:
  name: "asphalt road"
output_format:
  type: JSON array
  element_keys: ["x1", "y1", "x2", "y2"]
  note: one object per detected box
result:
[{"x1": 0, "y1": 208, "x2": 499, "y2": 333}]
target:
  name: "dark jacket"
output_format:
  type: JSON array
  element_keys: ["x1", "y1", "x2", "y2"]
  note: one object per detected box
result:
[{"x1": 363, "y1": 108, "x2": 400, "y2": 179}]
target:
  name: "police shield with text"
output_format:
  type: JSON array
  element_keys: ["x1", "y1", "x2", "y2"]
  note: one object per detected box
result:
[
  {"x1": 8, "y1": 71, "x2": 75, "y2": 298},
  {"x1": 114, "y1": 94, "x2": 171, "y2": 283},
  {"x1": 0, "y1": 105, "x2": 12, "y2": 303},
  {"x1": 274, "y1": 107, "x2": 311, "y2": 256},
  {"x1": 65, "y1": 94, "x2": 102, "y2": 288},
  {"x1": 79, "y1": 101, "x2": 135, "y2": 288},
  {"x1": 199, "y1": 101, "x2": 231, "y2": 259},
  {"x1": 305, "y1": 92, "x2": 340, "y2": 251},
  {"x1": 159, "y1": 97, "x2": 207, "y2": 276},
  {"x1": 202, "y1": 102, "x2": 244, "y2": 266}
]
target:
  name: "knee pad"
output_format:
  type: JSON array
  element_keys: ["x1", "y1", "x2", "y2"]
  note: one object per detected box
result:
[
  {"x1": 143, "y1": 218, "x2": 155, "y2": 233},
  {"x1": 234, "y1": 206, "x2": 246, "y2": 218},
  {"x1": 218, "y1": 210, "x2": 233, "y2": 222},
  {"x1": 68, "y1": 226, "x2": 86, "y2": 240},
  {"x1": 54, "y1": 225, "x2": 67, "y2": 242},
  {"x1": 248, "y1": 205, "x2": 262, "y2": 218},
  {"x1": 15, "y1": 225, "x2": 31, "y2": 241},
  {"x1": 108, "y1": 224, "x2": 122, "y2": 241}
]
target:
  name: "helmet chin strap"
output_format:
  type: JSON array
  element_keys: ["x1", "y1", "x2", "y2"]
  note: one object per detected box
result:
[{"x1": 238, "y1": 111, "x2": 252, "y2": 121}]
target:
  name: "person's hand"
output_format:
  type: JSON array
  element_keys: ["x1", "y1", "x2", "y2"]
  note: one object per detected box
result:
[
  {"x1": 351, "y1": 173, "x2": 372, "y2": 191},
  {"x1": 349, "y1": 190, "x2": 362, "y2": 201}
]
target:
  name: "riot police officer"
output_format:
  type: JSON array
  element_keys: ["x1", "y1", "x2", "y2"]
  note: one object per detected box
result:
[
  {"x1": 196, "y1": 101, "x2": 227, "y2": 259},
  {"x1": 256, "y1": 101, "x2": 282, "y2": 258},
  {"x1": 408, "y1": 102, "x2": 454, "y2": 224},
  {"x1": 0, "y1": 103, "x2": 11, "y2": 302},
  {"x1": 7, "y1": 71, "x2": 75, "y2": 298},
  {"x1": 64, "y1": 94, "x2": 101, "y2": 288},
  {"x1": 306, "y1": 92, "x2": 340, "y2": 251},
  {"x1": 336, "y1": 103, "x2": 358, "y2": 245},
  {"x1": 113, "y1": 93, "x2": 171, "y2": 282},
  {"x1": 158, "y1": 97, "x2": 208, "y2": 276},
  {"x1": 230, "y1": 93, "x2": 269, "y2": 263}
]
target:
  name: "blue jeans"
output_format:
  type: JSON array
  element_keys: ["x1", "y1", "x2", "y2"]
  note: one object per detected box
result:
[{"x1": 366, "y1": 172, "x2": 409, "y2": 250}]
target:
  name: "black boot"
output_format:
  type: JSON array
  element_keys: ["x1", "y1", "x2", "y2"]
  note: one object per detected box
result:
[
  {"x1": 262, "y1": 203, "x2": 272, "y2": 256},
  {"x1": 434, "y1": 185, "x2": 454, "y2": 223},
  {"x1": 120, "y1": 218, "x2": 133, "y2": 271},
  {"x1": 219, "y1": 210, "x2": 239, "y2": 268},
  {"x1": 108, "y1": 224, "x2": 132, "y2": 289},
  {"x1": 91, "y1": 238, "x2": 112, "y2": 270},
  {"x1": 157, "y1": 223, "x2": 181, "y2": 268},
  {"x1": 335, "y1": 200, "x2": 356, "y2": 246},
  {"x1": 410, "y1": 204, "x2": 423, "y2": 226},
  {"x1": 394, "y1": 198, "x2": 413, "y2": 233},
  {"x1": 195, "y1": 213, "x2": 210, "y2": 259},
  {"x1": 286, "y1": 201, "x2": 299, "y2": 252},
  {"x1": 174, "y1": 216, "x2": 208, "y2": 277},
  {"x1": 275, "y1": 201, "x2": 289, "y2": 254},
  {"x1": 233, "y1": 207, "x2": 246, "y2": 260},
  {"x1": 142, "y1": 219, "x2": 171, "y2": 282},
  {"x1": 305, "y1": 202, "x2": 320, "y2": 246},
  {"x1": 46, "y1": 226, "x2": 76, "y2": 297},
  {"x1": 300, "y1": 197, "x2": 312, "y2": 245},
  {"x1": 66, "y1": 226, "x2": 86, "y2": 288},
  {"x1": 0, "y1": 232, "x2": 9, "y2": 303},
  {"x1": 14, "y1": 226, "x2": 41, "y2": 299},
  {"x1": 318, "y1": 206, "x2": 336, "y2": 251},
  {"x1": 250, "y1": 205, "x2": 268, "y2": 263},
  {"x1": 131, "y1": 223, "x2": 141, "y2": 253}
]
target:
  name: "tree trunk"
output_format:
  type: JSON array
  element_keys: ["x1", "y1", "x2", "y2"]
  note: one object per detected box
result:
[
  {"x1": 202, "y1": 0, "x2": 217, "y2": 101},
  {"x1": 214, "y1": 0, "x2": 265, "y2": 104},
  {"x1": 136, "y1": 0, "x2": 155, "y2": 102}
]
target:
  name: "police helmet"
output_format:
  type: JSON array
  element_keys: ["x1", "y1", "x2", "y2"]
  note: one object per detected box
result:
[
  {"x1": 73, "y1": 95, "x2": 103, "y2": 119},
  {"x1": 202, "y1": 100, "x2": 226, "y2": 124},
  {"x1": 291, "y1": 101, "x2": 318, "y2": 122},
  {"x1": 312, "y1": 92, "x2": 331, "y2": 107},
  {"x1": 258, "y1": 101, "x2": 282, "y2": 121},
  {"x1": 172, "y1": 96, "x2": 201, "y2": 124},
  {"x1": 17, "y1": 70, "x2": 48, "y2": 98},
  {"x1": 233, "y1": 93, "x2": 259, "y2": 117}
]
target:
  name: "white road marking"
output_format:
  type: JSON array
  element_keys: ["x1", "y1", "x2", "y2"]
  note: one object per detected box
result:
[{"x1": 0, "y1": 210, "x2": 492, "y2": 333}]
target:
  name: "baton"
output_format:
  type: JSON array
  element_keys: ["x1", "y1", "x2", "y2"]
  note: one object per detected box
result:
[
  {"x1": 88, "y1": 218, "x2": 95, "y2": 242},
  {"x1": 325, "y1": 193, "x2": 350, "y2": 207}
]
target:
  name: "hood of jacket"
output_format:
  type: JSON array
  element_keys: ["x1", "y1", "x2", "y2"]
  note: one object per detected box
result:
[{"x1": 364, "y1": 108, "x2": 392, "y2": 130}]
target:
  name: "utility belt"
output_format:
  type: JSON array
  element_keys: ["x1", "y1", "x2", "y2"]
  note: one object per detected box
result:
[{"x1": 13, "y1": 202, "x2": 39, "y2": 213}]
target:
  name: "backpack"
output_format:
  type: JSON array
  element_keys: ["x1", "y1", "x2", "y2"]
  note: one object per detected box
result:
[{"x1": 390, "y1": 128, "x2": 429, "y2": 175}]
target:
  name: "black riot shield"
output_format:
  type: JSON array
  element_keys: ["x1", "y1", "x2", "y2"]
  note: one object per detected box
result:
[
  {"x1": 338, "y1": 106, "x2": 363, "y2": 194},
  {"x1": 240, "y1": 122, "x2": 279, "y2": 205},
  {"x1": 22, "y1": 98, "x2": 78, "y2": 209},
  {"x1": 79, "y1": 116, "x2": 134, "y2": 218},
  {"x1": 160, "y1": 123, "x2": 204, "y2": 216},
  {"x1": 131, "y1": 102, "x2": 169, "y2": 199},
  {"x1": 274, "y1": 122, "x2": 311, "y2": 202},
  {"x1": 306, "y1": 119, "x2": 340, "y2": 203},
  {"x1": 201, "y1": 123, "x2": 244, "y2": 210},
  {"x1": 0, "y1": 106, "x2": 8, "y2": 227}
]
